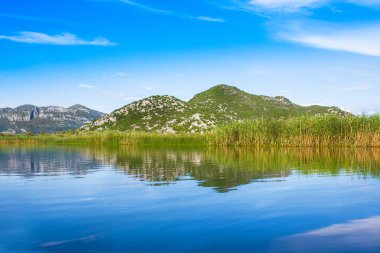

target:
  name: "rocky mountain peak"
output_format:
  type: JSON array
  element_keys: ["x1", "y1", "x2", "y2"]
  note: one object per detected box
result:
[
  {"x1": 0, "y1": 104, "x2": 104, "y2": 134},
  {"x1": 69, "y1": 104, "x2": 91, "y2": 111}
]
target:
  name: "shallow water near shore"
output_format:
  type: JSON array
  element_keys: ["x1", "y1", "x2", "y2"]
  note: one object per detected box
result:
[{"x1": 1, "y1": 145, "x2": 380, "y2": 253}]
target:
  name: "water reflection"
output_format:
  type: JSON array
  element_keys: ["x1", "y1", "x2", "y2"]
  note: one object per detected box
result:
[
  {"x1": 1, "y1": 145, "x2": 380, "y2": 192},
  {"x1": 106, "y1": 147, "x2": 380, "y2": 192},
  {"x1": 1, "y1": 145, "x2": 380, "y2": 253},
  {"x1": 274, "y1": 216, "x2": 380, "y2": 253},
  {"x1": 0, "y1": 146, "x2": 103, "y2": 176}
]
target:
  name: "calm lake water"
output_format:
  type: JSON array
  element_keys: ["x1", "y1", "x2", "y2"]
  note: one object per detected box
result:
[{"x1": 1, "y1": 145, "x2": 380, "y2": 253}]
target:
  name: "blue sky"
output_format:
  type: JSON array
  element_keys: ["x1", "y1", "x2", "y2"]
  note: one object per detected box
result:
[{"x1": 1, "y1": 0, "x2": 380, "y2": 114}]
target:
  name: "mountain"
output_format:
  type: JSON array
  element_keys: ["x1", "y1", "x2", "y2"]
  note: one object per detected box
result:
[
  {"x1": 82, "y1": 84, "x2": 349, "y2": 134},
  {"x1": 188, "y1": 85, "x2": 345, "y2": 121},
  {"x1": 0, "y1": 104, "x2": 104, "y2": 134}
]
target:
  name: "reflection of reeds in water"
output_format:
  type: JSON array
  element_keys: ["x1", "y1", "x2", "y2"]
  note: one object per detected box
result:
[
  {"x1": 207, "y1": 147, "x2": 380, "y2": 177},
  {"x1": 1, "y1": 145, "x2": 380, "y2": 192}
]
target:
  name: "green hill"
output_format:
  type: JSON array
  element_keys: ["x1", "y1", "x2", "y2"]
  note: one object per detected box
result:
[{"x1": 81, "y1": 84, "x2": 350, "y2": 133}]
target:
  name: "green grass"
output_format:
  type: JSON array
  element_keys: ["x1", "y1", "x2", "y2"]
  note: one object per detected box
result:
[{"x1": 2, "y1": 115, "x2": 380, "y2": 147}]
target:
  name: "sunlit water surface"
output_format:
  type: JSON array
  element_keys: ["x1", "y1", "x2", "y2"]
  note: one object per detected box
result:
[{"x1": 1, "y1": 146, "x2": 380, "y2": 253}]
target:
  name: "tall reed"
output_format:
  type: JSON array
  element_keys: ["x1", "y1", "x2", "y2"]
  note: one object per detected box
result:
[
  {"x1": 0, "y1": 131, "x2": 207, "y2": 146},
  {"x1": 209, "y1": 115, "x2": 380, "y2": 147}
]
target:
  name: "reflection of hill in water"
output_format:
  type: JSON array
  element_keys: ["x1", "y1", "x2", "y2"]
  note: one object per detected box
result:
[
  {"x1": 95, "y1": 147, "x2": 380, "y2": 192},
  {"x1": 107, "y1": 149, "x2": 291, "y2": 192},
  {"x1": 1, "y1": 146, "x2": 380, "y2": 192},
  {"x1": 0, "y1": 146, "x2": 102, "y2": 176}
]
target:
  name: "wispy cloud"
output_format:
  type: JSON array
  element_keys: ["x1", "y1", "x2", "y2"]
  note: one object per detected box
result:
[
  {"x1": 248, "y1": 0, "x2": 325, "y2": 12},
  {"x1": 120, "y1": 0, "x2": 225, "y2": 22},
  {"x1": 120, "y1": 0, "x2": 172, "y2": 14},
  {"x1": 78, "y1": 84, "x2": 96, "y2": 88},
  {"x1": 196, "y1": 16, "x2": 225, "y2": 23},
  {"x1": 275, "y1": 21, "x2": 380, "y2": 57},
  {"x1": 0, "y1": 32, "x2": 116, "y2": 46},
  {"x1": 237, "y1": 0, "x2": 380, "y2": 12},
  {"x1": 115, "y1": 72, "x2": 129, "y2": 77}
]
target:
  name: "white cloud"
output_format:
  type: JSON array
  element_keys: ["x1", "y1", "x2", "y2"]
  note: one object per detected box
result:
[
  {"x1": 248, "y1": 0, "x2": 325, "y2": 12},
  {"x1": 121, "y1": 0, "x2": 225, "y2": 22},
  {"x1": 78, "y1": 84, "x2": 96, "y2": 89},
  {"x1": 196, "y1": 16, "x2": 225, "y2": 22},
  {"x1": 120, "y1": 0, "x2": 172, "y2": 14},
  {"x1": 0, "y1": 32, "x2": 116, "y2": 46},
  {"x1": 243, "y1": 0, "x2": 380, "y2": 12},
  {"x1": 115, "y1": 72, "x2": 129, "y2": 77},
  {"x1": 275, "y1": 21, "x2": 380, "y2": 57}
]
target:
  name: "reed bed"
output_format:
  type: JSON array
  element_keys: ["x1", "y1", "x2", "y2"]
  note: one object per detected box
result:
[
  {"x1": 210, "y1": 115, "x2": 380, "y2": 147},
  {"x1": 0, "y1": 131, "x2": 207, "y2": 146},
  {"x1": 1, "y1": 115, "x2": 380, "y2": 147}
]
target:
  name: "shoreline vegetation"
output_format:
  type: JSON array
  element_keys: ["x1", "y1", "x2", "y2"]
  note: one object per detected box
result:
[{"x1": 1, "y1": 115, "x2": 380, "y2": 147}]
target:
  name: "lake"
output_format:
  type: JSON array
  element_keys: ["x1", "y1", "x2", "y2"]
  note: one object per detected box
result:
[{"x1": 0, "y1": 145, "x2": 380, "y2": 253}]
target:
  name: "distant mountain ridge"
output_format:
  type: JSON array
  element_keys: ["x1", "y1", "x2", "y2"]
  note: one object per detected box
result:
[
  {"x1": 0, "y1": 104, "x2": 104, "y2": 134},
  {"x1": 82, "y1": 84, "x2": 350, "y2": 133}
]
